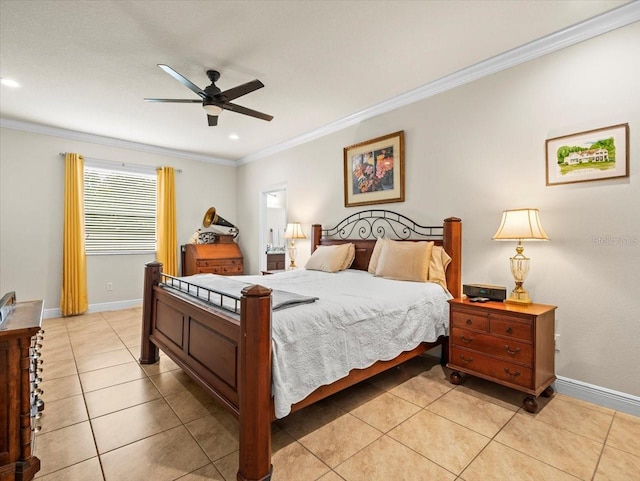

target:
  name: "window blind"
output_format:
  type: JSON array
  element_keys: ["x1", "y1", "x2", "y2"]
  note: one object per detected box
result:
[{"x1": 84, "y1": 166, "x2": 157, "y2": 254}]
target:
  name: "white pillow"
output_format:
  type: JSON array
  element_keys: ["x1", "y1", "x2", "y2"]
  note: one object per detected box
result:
[
  {"x1": 305, "y1": 243, "x2": 354, "y2": 273},
  {"x1": 375, "y1": 240, "x2": 434, "y2": 282}
]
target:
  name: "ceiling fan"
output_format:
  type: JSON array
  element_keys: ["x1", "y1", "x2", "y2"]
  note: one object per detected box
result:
[{"x1": 144, "y1": 64, "x2": 273, "y2": 126}]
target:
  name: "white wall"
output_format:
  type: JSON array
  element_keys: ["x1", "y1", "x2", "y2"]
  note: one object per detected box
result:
[
  {"x1": 0, "y1": 128, "x2": 236, "y2": 311},
  {"x1": 236, "y1": 23, "x2": 640, "y2": 397}
]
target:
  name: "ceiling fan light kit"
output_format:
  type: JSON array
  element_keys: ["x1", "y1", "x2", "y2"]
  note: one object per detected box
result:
[{"x1": 144, "y1": 64, "x2": 273, "y2": 126}]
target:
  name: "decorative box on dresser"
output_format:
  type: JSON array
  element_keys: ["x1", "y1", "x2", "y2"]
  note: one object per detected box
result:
[
  {"x1": 0, "y1": 293, "x2": 44, "y2": 481},
  {"x1": 447, "y1": 297, "x2": 556, "y2": 413},
  {"x1": 182, "y1": 234, "x2": 244, "y2": 276}
]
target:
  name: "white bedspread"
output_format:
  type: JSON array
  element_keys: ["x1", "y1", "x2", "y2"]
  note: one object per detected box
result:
[{"x1": 184, "y1": 269, "x2": 451, "y2": 418}]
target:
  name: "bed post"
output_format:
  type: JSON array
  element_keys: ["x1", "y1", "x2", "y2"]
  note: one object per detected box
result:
[
  {"x1": 311, "y1": 224, "x2": 321, "y2": 253},
  {"x1": 140, "y1": 261, "x2": 161, "y2": 364},
  {"x1": 443, "y1": 217, "x2": 462, "y2": 299},
  {"x1": 238, "y1": 285, "x2": 273, "y2": 481}
]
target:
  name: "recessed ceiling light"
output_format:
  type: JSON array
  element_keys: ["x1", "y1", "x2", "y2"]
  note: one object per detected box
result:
[
  {"x1": 0, "y1": 78, "x2": 20, "y2": 88},
  {"x1": 229, "y1": 134, "x2": 239, "y2": 140}
]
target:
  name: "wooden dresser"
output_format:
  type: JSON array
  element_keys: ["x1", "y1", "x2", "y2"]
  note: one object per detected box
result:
[
  {"x1": 447, "y1": 297, "x2": 556, "y2": 413},
  {"x1": 0, "y1": 294, "x2": 43, "y2": 481},
  {"x1": 182, "y1": 235, "x2": 244, "y2": 276}
]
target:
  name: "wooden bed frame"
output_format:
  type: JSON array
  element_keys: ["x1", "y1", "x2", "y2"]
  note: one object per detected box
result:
[{"x1": 140, "y1": 211, "x2": 461, "y2": 481}]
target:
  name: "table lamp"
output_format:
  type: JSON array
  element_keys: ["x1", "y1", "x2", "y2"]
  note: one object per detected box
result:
[
  {"x1": 284, "y1": 222, "x2": 306, "y2": 269},
  {"x1": 492, "y1": 208, "x2": 549, "y2": 305}
]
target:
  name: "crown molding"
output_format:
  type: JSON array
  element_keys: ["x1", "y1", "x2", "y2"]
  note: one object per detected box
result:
[
  {"x1": 0, "y1": 118, "x2": 236, "y2": 166},
  {"x1": 238, "y1": 1, "x2": 640, "y2": 165}
]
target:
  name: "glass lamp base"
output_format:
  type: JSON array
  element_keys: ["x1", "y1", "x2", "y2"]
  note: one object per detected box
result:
[
  {"x1": 288, "y1": 245, "x2": 298, "y2": 269},
  {"x1": 505, "y1": 284, "x2": 532, "y2": 305}
]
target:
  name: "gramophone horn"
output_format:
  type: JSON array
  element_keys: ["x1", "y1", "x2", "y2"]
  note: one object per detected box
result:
[
  {"x1": 202, "y1": 207, "x2": 236, "y2": 229},
  {"x1": 202, "y1": 207, "x2": 217, "y2": 228}
]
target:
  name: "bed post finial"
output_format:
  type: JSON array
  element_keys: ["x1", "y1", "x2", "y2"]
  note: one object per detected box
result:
[
  {"x1": 140, "y1": 261, "x2": 161, "y2": 364},
  {"x1": 238, "y1": 284, "x2": 273, "y2": 481}
]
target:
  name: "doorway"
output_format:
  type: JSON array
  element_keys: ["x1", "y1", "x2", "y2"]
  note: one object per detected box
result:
[{"x1": 259, "y1": 185, "x2": 287, "y2": 272}]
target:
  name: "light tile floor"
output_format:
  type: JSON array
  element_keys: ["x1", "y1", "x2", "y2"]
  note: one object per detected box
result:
[{"x1": 34, "y1": 308, "x2": 640, "y2": 481}]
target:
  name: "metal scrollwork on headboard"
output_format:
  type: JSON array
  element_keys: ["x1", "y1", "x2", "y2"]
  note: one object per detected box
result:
[{"x1": 322, "y1": 210, "x2": 443, "y2": 240}]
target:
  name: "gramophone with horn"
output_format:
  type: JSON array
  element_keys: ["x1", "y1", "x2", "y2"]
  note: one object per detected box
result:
[{"x1": 201, "y1": 207, "x2": 239, "y2": 242}]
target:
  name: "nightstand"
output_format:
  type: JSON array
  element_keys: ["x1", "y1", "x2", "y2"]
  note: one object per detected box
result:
[{"x1": 447, "y1": 297, "x2": 557, "y2": 413}]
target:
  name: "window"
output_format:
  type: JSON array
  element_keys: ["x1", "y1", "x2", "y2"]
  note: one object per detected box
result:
[{"x1": 84, "y1": 162, "x2": 156, "y2": 254}]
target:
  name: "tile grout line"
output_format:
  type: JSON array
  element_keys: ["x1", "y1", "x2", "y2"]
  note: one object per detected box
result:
[
  {"x1": 74, "y1": 312, "x2": 109, "y2": 481},
  {"x1": 589, "y1": 412, "x2": 616, "y2": 481}
]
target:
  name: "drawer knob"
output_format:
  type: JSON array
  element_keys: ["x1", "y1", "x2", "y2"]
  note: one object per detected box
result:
[
  {"x1": 504, "y1": 345, "x2": 521, "y2": 356},
  {"x1": 506, "y1": 326, "x2": 513, "y2": 334},
  {"x1": 460, "y1": 335, "x2": 474, "y2": 343},
  {"x1": 466, "y1": 319, "x2": 472, "y2": 325},
  {"x1": 504, "y1": 368, "x2": 521, "y2": 377},
  {"x1": 459, "y1": 354, "x2": 474, "y2": 363}
]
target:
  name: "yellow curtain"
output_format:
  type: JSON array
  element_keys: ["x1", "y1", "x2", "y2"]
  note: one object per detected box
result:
[
  {"x1": 157, "y1": 167, "x2": 178, "y2": 276},
  {"x1": 60, "y1": 153, "x2": 88, "y2": 316}
]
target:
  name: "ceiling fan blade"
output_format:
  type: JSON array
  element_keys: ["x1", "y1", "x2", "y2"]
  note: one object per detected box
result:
[
  {"x1": 158, "y1": 64, "x2": 207, "y2": 99},
  {"x1": 144, "y1": 98, "x2": 202, "y2": 103},
  {"x1": 222, "y1": 102, "x2": 273, "y2": 121},
  {"x1": 207, "y1": 115, "x2": 218, "y2": 127},
  {"x1": 219, "y1": 80, "x2": 264, "y2": 102}
]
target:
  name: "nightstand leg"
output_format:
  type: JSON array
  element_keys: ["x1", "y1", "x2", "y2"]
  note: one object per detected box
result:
[
  {"x1": 523, "y1": 396, "x2": 539, "y2": 413},
  {"x1": 449, "y1": 371, "x2": 465, "y2": 385},
  {"x1": 541, "y1": 386, "x2": 554, "y2": 398}
]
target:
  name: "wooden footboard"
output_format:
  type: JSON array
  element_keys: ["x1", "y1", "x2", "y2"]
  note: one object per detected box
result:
[
  {"x1": 140, "y1": 262, "x2": 273, "y2": 481},
  {"x1": 140, "y1": 214, "x2": 461, "y2": 481}
]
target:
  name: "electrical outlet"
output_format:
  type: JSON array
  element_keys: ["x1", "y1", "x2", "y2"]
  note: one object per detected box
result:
[
  {"x1": 106, "y1": 282, "x2": 113, "y2": 291},
  {"x1": 554, "y1": 334, "x2": 560, "y2": 352}
]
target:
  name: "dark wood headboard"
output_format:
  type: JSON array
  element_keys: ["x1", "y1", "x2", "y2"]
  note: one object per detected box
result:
[{"x1": 310, "y1": 210, "x2": 461, "y2": 298}]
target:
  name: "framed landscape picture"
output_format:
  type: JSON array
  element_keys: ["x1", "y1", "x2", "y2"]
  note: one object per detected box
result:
[
  {"x1": 546, "y1": 123, "x2": 629, "y2": 186},
  {"x1": 344, "y1": 131, "x2": 405, "y2": 207}
]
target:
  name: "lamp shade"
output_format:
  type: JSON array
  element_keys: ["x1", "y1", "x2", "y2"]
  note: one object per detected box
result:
[
  {"x1": 492, "y1": 208, "x2": 549, "y2": 241},
  {"x1": 284, "y1": 222, "x2": 306, "y2": 240}
]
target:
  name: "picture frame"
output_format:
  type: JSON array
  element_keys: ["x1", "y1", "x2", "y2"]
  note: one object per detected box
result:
[
  {"x1": 545, "y1": 123, "x2": 629, "y2": 186},
  {"x1": 344, "y1": 130, "x2": 405, "y2": 207}
]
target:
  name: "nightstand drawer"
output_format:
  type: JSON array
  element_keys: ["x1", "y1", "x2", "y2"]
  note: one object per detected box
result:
[
  {"x1": 450, "y1": 327, "x2": 533, "y2": 365},
  {"x1": 451, "y1": 346, "x2": 533, "y2": 388},
  {"x1": 490, "y1": 316, "x2": 532, "y2": 341},
  {"x1": 451, "y1": 310, "x2": 488, "y2": 331}
]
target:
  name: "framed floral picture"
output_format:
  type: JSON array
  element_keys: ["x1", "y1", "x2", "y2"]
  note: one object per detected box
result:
[
  {"x1": 545, "y1": 123, "x2": 629, "y2": 186},
  {"x1": 343, "y1": 131, "x2": 405, "y2": 207}
]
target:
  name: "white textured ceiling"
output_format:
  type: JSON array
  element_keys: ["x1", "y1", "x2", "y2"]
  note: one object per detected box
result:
[{"x1": 0, "y1": 0, "x2": 630, "y2": 163}]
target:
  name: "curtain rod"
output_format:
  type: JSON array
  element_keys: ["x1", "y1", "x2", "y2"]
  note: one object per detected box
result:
[{"x1": 58, "y1": 153, "x2": 182, "y2": 173}]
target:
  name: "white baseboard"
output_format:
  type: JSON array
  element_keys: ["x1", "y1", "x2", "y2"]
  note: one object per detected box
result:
[
  {"x1": 554, "y1": 376, "x2": 640, "y2": 417},
  {"x1": 44, "y1": 299, "x2": 142, "y2": 319}
]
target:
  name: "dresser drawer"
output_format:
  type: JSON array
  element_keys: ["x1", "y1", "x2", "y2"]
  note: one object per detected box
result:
[
  {"x1": 196, "y1": 258, "x2": 242, "y2": 267},
  {"x1": 197, "y1": 265, "x2": 243, "y2": 275},
  {"x1": 450, "y1": 327, "x2": 533, "y2": 365},
  {"x1": 489, "y1": 315, "x2": 532, "y2": 341},
  {"x1": 451, "y1": 309, "x2": 488, "y2": 331},
  {"x1": 451, "y1": 346, "x2": 533, "y2": 388}
]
